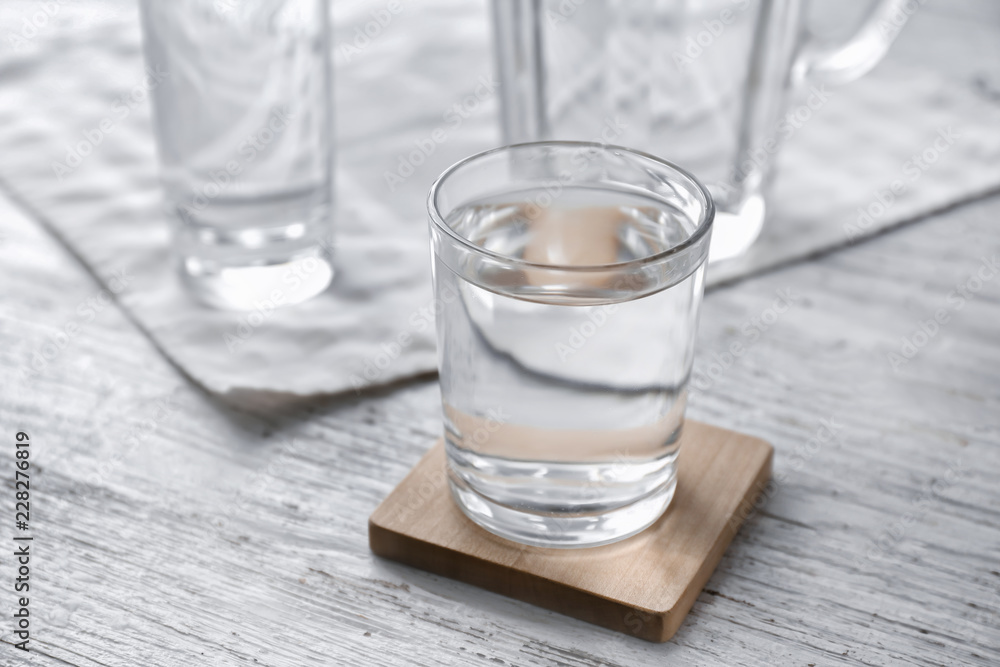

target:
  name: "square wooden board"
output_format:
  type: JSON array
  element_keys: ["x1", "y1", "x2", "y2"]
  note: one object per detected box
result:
[{"x1": 369, "y1": 420, "x2": 773, "y2": 642}]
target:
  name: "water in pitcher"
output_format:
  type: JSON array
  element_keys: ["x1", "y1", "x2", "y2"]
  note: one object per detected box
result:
[{"x1": 436, "y1": 186, "x2": 705, "y2": 544}]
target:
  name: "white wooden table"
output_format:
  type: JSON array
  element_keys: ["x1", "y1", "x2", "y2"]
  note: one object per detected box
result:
[{"x1": 1, "y1": 2, "x2": 999, "y2": 665}]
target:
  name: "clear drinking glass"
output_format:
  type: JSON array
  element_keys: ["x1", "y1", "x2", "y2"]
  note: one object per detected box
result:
[
  {"x1": 428, "y1": 142, "x2": 714, "y2": 548},
  {"x1": 491, "y1": 0, "x2": 908, "y2": 262},
  {"x1": 139, "y1": 0, "x2": 334, "y2": 310}
]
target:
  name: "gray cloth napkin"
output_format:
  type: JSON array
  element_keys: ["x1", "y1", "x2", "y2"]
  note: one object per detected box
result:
[{"x1": 1, "y1": 1, "x2": 998, "y2": 396}]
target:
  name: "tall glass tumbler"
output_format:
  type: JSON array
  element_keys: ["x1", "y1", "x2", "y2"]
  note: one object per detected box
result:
[
  {"x1": 139, "y1": 0, "x2": 334, "y2": 310},
  {"x1": 428, "y1": 142, "x2": 714, "y2": 547}
]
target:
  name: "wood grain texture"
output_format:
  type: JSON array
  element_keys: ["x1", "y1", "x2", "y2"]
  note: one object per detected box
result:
[
  {"x1": 369, "y1": 424, "x2": 773, "y2": 642},
  {"x1": 1, "y1": 183, "x2": 999, "y2": 666},
  {"x1": 0, "y1": 2, "x2": 998, "y2": 665}
]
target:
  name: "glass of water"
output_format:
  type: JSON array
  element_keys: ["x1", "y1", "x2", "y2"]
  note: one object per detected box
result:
[
  {"x1": 428, "y1": 142, "x2": 714, "y2": 548},
  {"x1": 139, "y1": 0, "x2": 334, "y2": 310}
]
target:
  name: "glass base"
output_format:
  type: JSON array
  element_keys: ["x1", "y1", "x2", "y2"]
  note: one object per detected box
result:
[
  {"x1": 179, "y1": 247, "x2": 334, "y2": 311},
  {"x1": 448, "y1": 466, "x2": 677, "y2": 549},
  {"x1": 170, "y1": 191, "x2": 334, "y2": 310},
  {"x1": 708, "y1": 194, "x2": 766, "y2": 264}
]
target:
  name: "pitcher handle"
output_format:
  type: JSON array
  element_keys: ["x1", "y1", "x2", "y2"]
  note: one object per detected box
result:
[{"x1": 794, "y1": 0, "x2": 913, "y2": 87}]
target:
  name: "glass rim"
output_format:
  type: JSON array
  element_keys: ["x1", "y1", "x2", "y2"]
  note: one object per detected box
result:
[{"x1": 427, "y1": 140, "x2": 715, "y2": 273}]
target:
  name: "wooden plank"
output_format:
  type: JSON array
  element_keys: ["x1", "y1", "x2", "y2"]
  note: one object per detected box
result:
[{"x1": 370, "y1": 423, "x2": 773, "y2": 642}]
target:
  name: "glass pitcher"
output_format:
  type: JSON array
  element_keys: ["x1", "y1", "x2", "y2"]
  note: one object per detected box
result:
[{"x1": 491, "y1": 0, "x2": 909, "y2": 261}]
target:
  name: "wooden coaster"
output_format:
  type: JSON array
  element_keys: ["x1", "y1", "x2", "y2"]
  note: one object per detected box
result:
[{"x1": 369, "y1": 420, "x2": 773, "y2": 642}]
